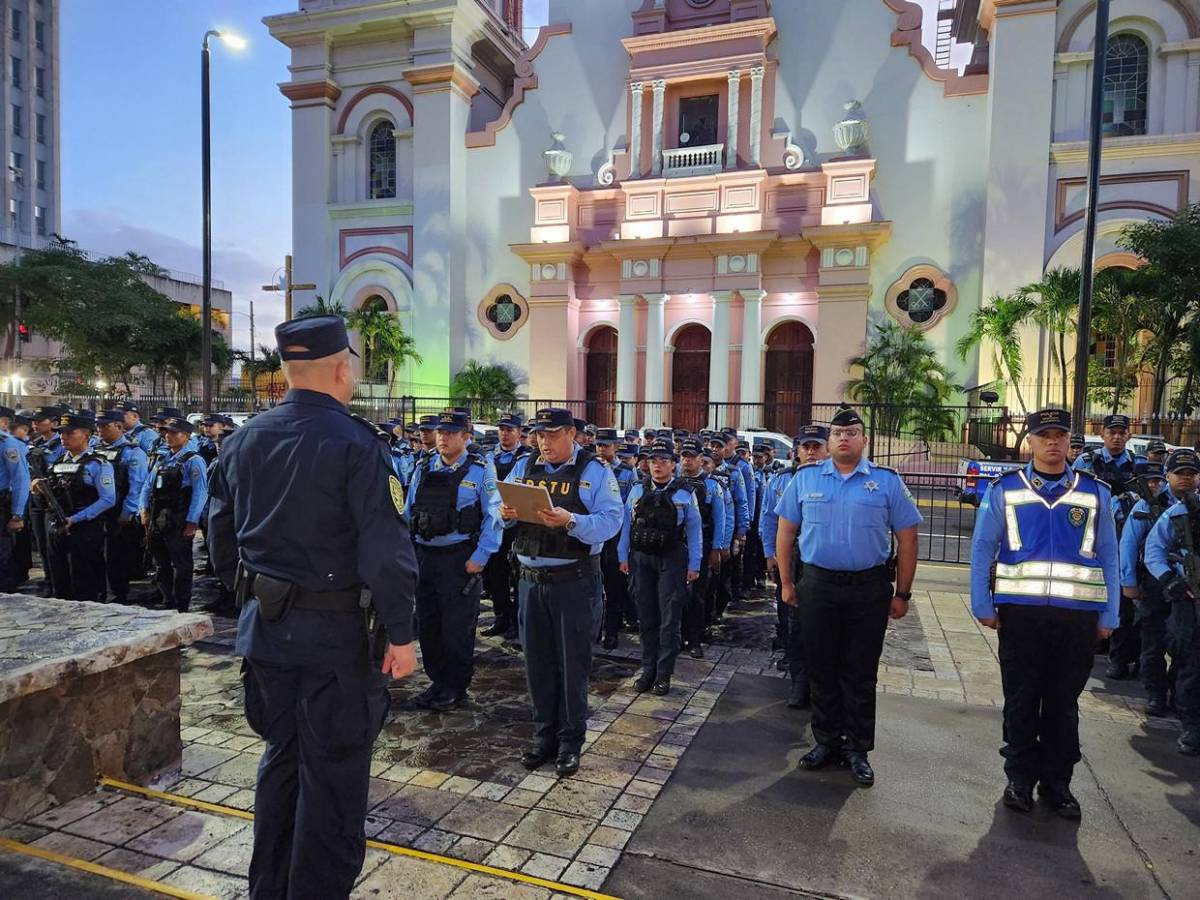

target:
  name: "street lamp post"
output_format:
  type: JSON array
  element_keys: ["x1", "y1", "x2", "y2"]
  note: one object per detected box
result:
[{"x1": 200, "y1": 29, "x2": 245, "y2": 414}]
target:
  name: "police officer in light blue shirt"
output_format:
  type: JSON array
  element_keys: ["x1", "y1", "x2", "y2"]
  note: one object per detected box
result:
[
  {"x1": 500, "y1": 407, "x2": 623, "y2": 778},
  {"x1": 404, "y1": 409, "x2": 501, "y2": 711},
  {"x1": 1143, "y1": 448, "x2": 1200, "y2": 755},
  {"x1": 764, "y1": 425, "x2": 830, "y2": 708},
  {"x1": 1120, "y1": 459, "x2": 1187, "y2": 718},
  {"x1": 0, "y1": 405, "x2": 30, "y2": 591},
  {"x1": 970, "y1": 408, "x2": 1119, "y2": 817},
  {"x1": 120, "y1": 401, "x2": 159, "y2": 456},
  {"x1": 481, "y1": 411, "x2": 530, "y2": 641},
  {"x1": 678, "y1": 438, "x2": 727, "y2": 661},
  {"x1": 95, "y1": 409, "x2": 149, "y2": 604},
  {"x1": 1073, "y1": 413, "x2": 1137, "y2": 490},
  {"x1": 618, "y1": 439, "x2": 702, "y2": 695},
  {"x1": 775, "y1": 407, "x2": 922, "y2": 787},
  {"x1": 140, "y1": 416, "x2": 208, "y2": 612}
]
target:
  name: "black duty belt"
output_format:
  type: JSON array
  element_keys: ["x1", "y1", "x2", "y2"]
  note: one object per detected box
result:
[
  {"x1": 414, "y1": 539, "x2": 473, "y2": 555},
  {"x1": 803, "y1": 563, "x2": 891, "y2": 586},
  {"x1": 519, "y1": 556, "x2": 600, "y2": 585},
  {"x1": 240, "y1": 567, "x2": 362, "y2": 613}
]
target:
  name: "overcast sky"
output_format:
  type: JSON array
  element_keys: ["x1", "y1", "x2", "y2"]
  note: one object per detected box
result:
[{"x1": 60, "y1": 0, "x2": 961, "y2": 354}]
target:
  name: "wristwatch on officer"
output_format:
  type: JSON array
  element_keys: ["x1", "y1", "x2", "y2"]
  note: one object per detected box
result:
[
  {"x1": 566, "y1": 513, "x2": 578, "y2": 533},
  {"x1": 894, "y1": 591, "x2": 912, "y2": 603}
]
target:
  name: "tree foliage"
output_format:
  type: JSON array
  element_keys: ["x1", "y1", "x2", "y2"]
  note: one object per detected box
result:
[
  {"x1": 955, "y1": 293, "x2": 1036, "y2": 415},
  {"x1": 294, "y1": 294, "x2": 348, "y2": 319},
  {"x1": 0, "y1": 244, "x2": 228, "y2": 394},
  {"x1": 451, "y1": 360, "x2": 523, "y2": 423},
  {"x1": 846, "y1": 321, "x2": 961, "y2": 442},
  {"x1": 346, "y1": 305, "x2": 422, "y2": 384}
]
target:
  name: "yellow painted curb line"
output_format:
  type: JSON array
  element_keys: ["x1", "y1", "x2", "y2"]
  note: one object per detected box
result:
[
  {"x1": 0, "y1": 836, "x2": 215, "y2": 899},
  {"x1": 100, "y1": 777, "x2": 624, "y2": 900}
]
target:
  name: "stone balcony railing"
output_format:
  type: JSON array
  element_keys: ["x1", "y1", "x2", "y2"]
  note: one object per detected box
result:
[{"x1": 662, "y1": 143, "x2": 725, "y2": 178}]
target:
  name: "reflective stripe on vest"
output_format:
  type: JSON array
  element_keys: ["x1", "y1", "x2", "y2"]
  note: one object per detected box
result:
[{"x1": 992, "y1": 576, "x2": 1107, "y2": 603}]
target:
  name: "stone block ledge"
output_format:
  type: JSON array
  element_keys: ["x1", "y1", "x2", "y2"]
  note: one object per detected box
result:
[{"x1": 0, "y1": 595, "x2": 213, "y2": 705}]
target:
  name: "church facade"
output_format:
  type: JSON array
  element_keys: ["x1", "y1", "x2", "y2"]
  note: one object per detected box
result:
[{"x1": 266, "y1": 0, "x2": 1200, "y2": 429}]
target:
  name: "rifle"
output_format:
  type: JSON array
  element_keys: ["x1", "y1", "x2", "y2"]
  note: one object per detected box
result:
[
  {"x1": 1167, "y1": 494, "x2": 1200, "y2": 614},
  {"x1": 32, "y1": 481, "x2": 70, "y2": 533}
]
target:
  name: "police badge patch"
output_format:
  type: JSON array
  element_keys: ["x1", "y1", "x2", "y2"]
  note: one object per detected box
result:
[
  {"x1": 1068, "y1": 506, "x2": 1086, "y2": 527},
  {"x1": 4, "y1": 448, "x2": 16, "y2": 462},
  {"x1": 388, "y1": 475, "x2": 405, "y2": 515}
]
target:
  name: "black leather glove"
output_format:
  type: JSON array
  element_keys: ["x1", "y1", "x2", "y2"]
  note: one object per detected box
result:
[{"x1": 1159, "y1": 573, "x2": 1193, "y2": 604}]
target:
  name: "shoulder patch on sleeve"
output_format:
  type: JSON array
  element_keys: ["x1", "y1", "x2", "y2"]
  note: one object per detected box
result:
[
  {"x1": 579, "y1": 480, "x2": 591, "y2": 490},
  {"x1": 4, "y1": 447, "x2": 16, "y2": 462},
  {"x1": 388, "y1": 475, "x2": 406, "y2": 515}
]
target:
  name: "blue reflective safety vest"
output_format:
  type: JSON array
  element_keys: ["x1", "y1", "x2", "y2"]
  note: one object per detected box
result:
[{"x1": 991, "y1": 468, "x2": 1109, "y2": 611}]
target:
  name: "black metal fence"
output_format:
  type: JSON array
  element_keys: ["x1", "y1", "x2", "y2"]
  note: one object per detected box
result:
[{"x1": 900, "y1": 473, "x2": 978, "y2": 564}]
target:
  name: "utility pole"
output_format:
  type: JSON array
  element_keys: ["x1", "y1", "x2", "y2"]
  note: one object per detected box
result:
[
  {"x1": 1071, "y1": 0, "x2": 1110, "y2": 422},
  {"x1": 261, "y1": 254, "x2": 316, "y2": 321},
  {"x1": 249, "y1": 298, "x2": 256, "y2": 363}
]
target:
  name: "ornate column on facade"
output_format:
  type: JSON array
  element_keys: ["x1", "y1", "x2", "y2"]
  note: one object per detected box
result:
[
  {"x1": 650, "y1": 80, "x2": 666, "y2": 177},
  {"x1": 616, "y1": 294, "x2": 638, "y2": 405},
  {"x1": 643, "y1": 292, "x2": 667, "y2": 405},
  {"x1": 725, "y1": 71, "x2": 741, "y2": 170},
  {"x1": 739, "y1": 289, "x2": 765, "y2": 426},
  {"x1": 629, "y1": 82, "x2": 644, "y2": 178},
  {"x1": 709, "y1": 291, "x2": 733, "y2": 420},
  {"x1": 748, "y1": 67, "x2": 764, "y2": 167}
]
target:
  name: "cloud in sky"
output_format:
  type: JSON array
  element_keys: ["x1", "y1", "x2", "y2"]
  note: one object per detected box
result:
[{"x1": 64, "y1": 208, "x2": 287, "y2": 354}]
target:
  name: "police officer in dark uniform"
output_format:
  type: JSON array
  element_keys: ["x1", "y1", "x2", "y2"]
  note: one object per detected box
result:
[
  {"x1": 482, "y1": 411, "x2": 529, "y2": 640},
  {"x1": 500, "y1": 408, "x2": 623, "y2": 777},
  {"x1": 676, "y1": 437, "x2": 729, "y2": 661},
  {"x1": 775, "y1": 407, "x2": 922, "y2": 786},
  {"x1": 96, "y1": 409, "x2": 149, "y2": 604},
  {"x1": 36, "y1": 413, "x2": 116, "y2": 602},
  {"x1": 26, "y1": 406, "x2": 64, "y2": 595},
  {"x1": 207, "y1": 315, "x2": 418, "y2": 899},
  {"x1": 972, "y1": 408, "x2": 1120, "y2": 816},
  {"x1": 403, "y1": 409, "x2": 501, "y2": 710},
  {"x1": 140, "y1": 417, "x2": 208, "y2": 613}
]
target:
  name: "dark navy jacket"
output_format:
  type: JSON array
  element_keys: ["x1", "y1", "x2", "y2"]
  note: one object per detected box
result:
[{"x1": 208, "y1": 388, "x2": 418, "y2": 666}]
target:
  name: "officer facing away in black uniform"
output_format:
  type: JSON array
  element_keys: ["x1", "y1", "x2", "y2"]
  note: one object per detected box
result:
[{"x1": 208, "y1": 315, "x2": 418, "y2": 900}]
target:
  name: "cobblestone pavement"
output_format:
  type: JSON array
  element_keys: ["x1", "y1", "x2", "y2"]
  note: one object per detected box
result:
[{"x1": 3, "y1": 562, "x2": 1176, "y2": 898}]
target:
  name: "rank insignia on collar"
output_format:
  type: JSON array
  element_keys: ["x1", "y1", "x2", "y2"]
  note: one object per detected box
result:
[
  {"x1": 865, "y1": 480, "x2": 879, "y2": 492},
  {"x1": 1031, "y1": 476, "x2": 1045, "y2": 489},
  {"x1": 1068, "y1": 506, "x2": 1086, "y2": 527}
]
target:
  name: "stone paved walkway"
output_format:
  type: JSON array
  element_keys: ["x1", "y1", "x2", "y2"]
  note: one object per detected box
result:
[{"x1": 1, "y1": 563, "x2": 1179, "y2": 899}]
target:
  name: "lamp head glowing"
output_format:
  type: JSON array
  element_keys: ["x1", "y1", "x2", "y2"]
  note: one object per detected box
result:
[{"x1": 217, "y1": 31, "x2": 247, "y2": 50}]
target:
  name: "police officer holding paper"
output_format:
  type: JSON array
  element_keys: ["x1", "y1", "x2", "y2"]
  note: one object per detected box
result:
[
  {"x1": 971, "y1": 408, "x2": 1120, "y2": 817},
  {"x1": 404, "y1": 409, "x2": 502, "y2": 711},
  {"x1": 775, "y1": 408, "x2": 922, "y2": 787},
  {"x1": 208, "y1": 315, "x2": 418, "y2": 899},
  {"x1": 618, "y1": 438, "x2": 703, "y2": 695},
  {"x1": 500, "y1": 407, "x2": 623, "y2": 778}
]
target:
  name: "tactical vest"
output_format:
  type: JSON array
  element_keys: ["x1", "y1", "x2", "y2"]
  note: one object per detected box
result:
[
  {"x1": 1131, "y1": 491, "x2": 1175, "y2": 590},
  {"x1": 630, "y1": 478, "x2": 685, "y2": 555},
  {"x1": 512, "y1": 450, "x2": 594, "y2": 559},
  {"x1": 992, "y1": 469, "x2": 1108, "y2": 613},
  {"x1": 493, "y1": 445, "x2": 530, "y2": 482},
  {"x1": 47, "y1": 453, "x2": 102, "y2": 515},
  {"x1": 197, "y1": 438, "x2": 219, "y2": 466},
  {"x1": 149, "y1": 451, "x2": 198, "y2": 532},
  {"x1": 411, "y1": 455, "x2": 485, "y2": 541},
  {"x1": 96, "y1": 444, "x2": 131, "y2": 513},
  {"x1": 1085, "y1": 451, "x2": 1135, "y2": 494},
  {"x1": 1169, "y1": 494, "x2": 1200, "y2": 588},
  {"x1": 683, "y1": 476, "x2": 714, "y2": 546},
  {"x1": 614, "y1": 463, "x2": 637, "y2": 502}
]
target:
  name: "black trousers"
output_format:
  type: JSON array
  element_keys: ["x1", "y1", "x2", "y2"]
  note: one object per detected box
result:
[
  {"x1": 482, "y1": 529, "x2": 517, "y2": 627},
  {"x1": 1168, "y1": 601, "x2": 1200, "y2": 731},
  {"x1": 800, "y1": 572, "x2": 892, "y2": 753},
  {"x1": 242, "y1": 657, "x2": 389, "y2": 900},
  {"x1": 150, "y1": 528, "x2": 195, "y2": 612},
  {"x1": 519, "y1": 566, "x2": 601, "y2": 754},
  {"x1": 1108, "y1": 594, "x2": 1142, "y2": 670},
  {"x1": 682, "y1": 556, "x2": 714, "y2": 649},
  {"x1": 45, "y1": 518, "x2": 106, "y2": 603},
  {"x1": 415, "y1": 541, "x2": 481, "y2": 693},
  {"x1": 631, "y1": 547, "x2": 688, "y2": 679},
  {"x1": 997, "y1": 604, "x2": 1097, "y2": 790},
  {"x1": 1137, "y1": 592, "x2": 1176, "y2": 701},
  {"x1": 599, "y1": 534, "x2": 628, "y2": 641},
  {"x1": 12, "y1": 514, "x2": 31, "y2": 584},
  {"x1": 0, "y1": 528, "x2": 14, "y2": 593},
  {"x1": 104, "y1": 517, "x2": 143, "y2": 603},
  {"x1": 29, "y1": 505, "x2": 51, "y2": 595}
]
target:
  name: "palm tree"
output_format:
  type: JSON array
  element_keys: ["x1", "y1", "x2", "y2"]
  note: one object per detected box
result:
[
  {"x1": 1089, "y1": 266, "x2": 1150, "y2": 414},
  {"x1": 1015, "y1": 267, "x2": 1080, "y2": 409},
  {"x1": 955, "y1": 293, "x2": 1037, "y2": 416},
  {"x1": 451, "y1": 360, "x2": 522, "y2": 422},
  {"x1": 345, "y1": 306, "x2": 422, "y2": 385},
  {"x1": 294, "y1": 294, "x2": 348, "y2": 319},
  {"x1": 845, "y1": 321, "x2": 961, "y2": 442}
]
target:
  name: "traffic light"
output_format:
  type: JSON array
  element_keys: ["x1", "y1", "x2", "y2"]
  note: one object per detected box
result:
[{"x1": 17, "y1": 323, "x2": 29, "y2": 343}]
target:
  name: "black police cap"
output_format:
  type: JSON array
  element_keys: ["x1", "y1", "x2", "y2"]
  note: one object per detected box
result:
[
  {"x1": 796, "y1": 424, "x2": 829, "y2": 446},
  {"x1": 1133, "y1": 461, "x2": 1165, "y2": 479},
  {"x1": 680, "y1": 438, "x2": 703, "y2": 455},
  {"x1": 647, "y1": 439, "x2": 675, "y2": 459},
  {"x1": 1026, "y1": 407, "x2": 1072, "y2": 435},
  {"x1": 275, "y1": 315, "x2": 358, "y2": 361},
  {"x1": 830, "y1": 407, "x2": 864, "y2": 428},
  {"x1": 33, "y1": 406, "x2": 64, "y2": 421},
  {"x1": 57, "y1": 413, "x2": 96, "y2": 432},
  {"x1": 497, "y1": 411, "x2": 524, "y2": 428},
  {"x1": 1069, "y1": 433, "x2": 1086, "y2": 448},
  {"x1": 0, "y1": 405, "x2": 13, "y2": 419},
  {"x1": 532, "y1": 407, "x2": 576, "y2": 431},
  {"x1": 595, "y1": 428, "x2": 619, "y2": 444},
  {"x1": 1102, "y1": 414, "x2": 1131, "y2": 430},
  {"x1": 118, "y1": 400, "x2": 139, "y2": 413},
  {"x1": 435, "y1": 411, "x2": 470, "y2": 432},
  {"x1": 572, "y1": 417, "x2": 588, "y2": 433},
  {"x1": 161, "y1": 416, "x2": 194, "y2": 435},
  {"x1": 1166, "y1": 448, "x2": 1200, "y2": 473},
  {"x1": 96, "y1": 409, "x2": 126, "y2": 426},
  {"x1": 417, "y1": 415, "x2": 439, "y2": 430},
  {"x1": 617, "y1": 442, "x2": 639, "y2": 457}
]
